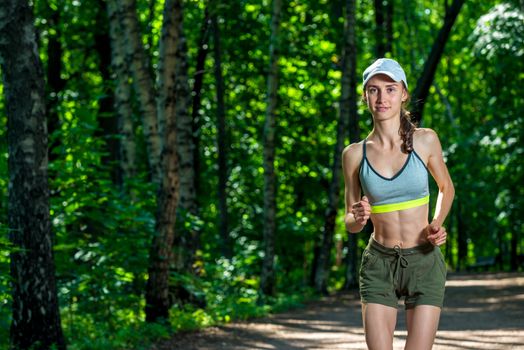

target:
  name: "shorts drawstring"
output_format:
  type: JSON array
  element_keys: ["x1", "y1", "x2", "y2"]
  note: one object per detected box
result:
[{"x1": 393, "y1": 245, "x2": 409, "y2": 286}]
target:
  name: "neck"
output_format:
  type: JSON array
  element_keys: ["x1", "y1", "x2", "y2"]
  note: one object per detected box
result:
[{"x1": 369, "y1": 118, "x2": 401, "y2": 147}]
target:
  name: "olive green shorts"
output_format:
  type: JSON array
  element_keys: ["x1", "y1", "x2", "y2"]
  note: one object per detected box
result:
[{"x1": 359, "y1": 237, "x2": 447, "y2": 309}]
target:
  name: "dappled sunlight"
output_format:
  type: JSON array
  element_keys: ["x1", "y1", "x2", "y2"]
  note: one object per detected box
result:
[
  {"x1": 433, "y1": 330, "x2": 524, "y2": 350},
  {"x1": 445, "y1": 274, "x2": 524, "y2": 287},
  {"x1": 156, "y1": 273, "x2": 524, "y2": 349}
]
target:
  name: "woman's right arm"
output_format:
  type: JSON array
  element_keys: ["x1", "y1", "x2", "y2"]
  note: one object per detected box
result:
[{"x1": 342, "y1": 143, "x2": 370, "y2": 233}]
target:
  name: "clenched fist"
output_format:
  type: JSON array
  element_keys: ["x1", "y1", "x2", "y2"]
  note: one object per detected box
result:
[
  {"x1": 352, "y1": 196, "x2": 371, "y2": 226},
  {"x1": 427, "y1": 221, "x2": 447, "y2": 246}
]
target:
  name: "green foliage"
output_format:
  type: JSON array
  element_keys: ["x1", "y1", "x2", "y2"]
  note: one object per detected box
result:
[
  {"x1": 63, "y1": 316, "x2": 171, "y2": 350},
  {"x1": 0, "y1": 0, "x2": 523, "y2": 348},
  {"x1": 470, "y1": 3, "x2": 524, "y2": 60}
]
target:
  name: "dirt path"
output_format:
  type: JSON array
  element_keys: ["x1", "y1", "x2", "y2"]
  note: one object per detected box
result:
[{"x1": 152, "y1": 272, "x2": 524, "y2": 349}]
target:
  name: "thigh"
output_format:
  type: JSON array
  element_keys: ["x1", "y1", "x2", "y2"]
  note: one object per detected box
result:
[
  {"x1": 405, "y1": 305, "x2": 441, "y2": 350},
  {"x1": 362, "y1": 303, "x2": 397, "y2": 350}
]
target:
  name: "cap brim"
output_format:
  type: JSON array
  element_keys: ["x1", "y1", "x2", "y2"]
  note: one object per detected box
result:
[{"x1": 363, "y1": 71, "x2": 402, "y2": 87}]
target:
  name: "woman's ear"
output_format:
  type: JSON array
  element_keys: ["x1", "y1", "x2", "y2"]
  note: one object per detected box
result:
[{"x1": 401, "y1": 89, "x2": 408, "y2": 102}]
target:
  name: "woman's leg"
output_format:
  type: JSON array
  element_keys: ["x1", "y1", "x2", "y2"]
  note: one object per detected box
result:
[
  {"x1": 362, "y1": 303, "x2": 398, "y2": 350},
  {"x1": 405, "y1": 305, "x2": 441, "y2": 350}
]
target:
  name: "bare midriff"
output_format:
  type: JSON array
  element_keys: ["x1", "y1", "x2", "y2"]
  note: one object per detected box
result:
[{"x1": 370, "y1": 204, "x2": 430, "y2": 248}]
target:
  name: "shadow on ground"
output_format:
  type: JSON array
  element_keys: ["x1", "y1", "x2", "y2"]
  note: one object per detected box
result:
[{"x1": 151, "y1": 272, "x2": 524, "y2": 349}]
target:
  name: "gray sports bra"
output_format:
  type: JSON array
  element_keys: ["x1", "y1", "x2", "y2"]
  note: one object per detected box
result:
[{"x1": 359, "y1": 139, "x2": 429, "y2": 213}]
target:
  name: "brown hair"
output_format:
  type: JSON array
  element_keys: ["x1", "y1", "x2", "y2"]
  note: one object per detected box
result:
[{"x1": 399, "y1": 102, "x2": 416, "y2": 153}]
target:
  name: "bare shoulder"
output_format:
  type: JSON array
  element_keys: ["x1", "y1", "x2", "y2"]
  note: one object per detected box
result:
[
  {"x1": 342, "y1": 141, "x2": 364, "y2": 160},
  {"x1": 413, "y1": 128, "x2": 443, "y2": 164},
  {"x1": 414, "y1": 127, "x2": 440, "y2": 144},
  {"x1": 413, "y1": 127, "x2": 442, "y2": 151},
  {"x1": 342, "y1": 140, "x2": 364, "y2": 170}
]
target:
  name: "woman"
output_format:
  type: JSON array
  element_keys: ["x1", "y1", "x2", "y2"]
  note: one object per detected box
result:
[{"x1": 342, "y1": 58, "x2": 454, "y2": 350}]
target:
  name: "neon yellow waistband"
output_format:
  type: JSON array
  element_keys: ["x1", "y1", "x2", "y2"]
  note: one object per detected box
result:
[{"x1": 371, "y1": 195, "x2": 430, "y2": 214}]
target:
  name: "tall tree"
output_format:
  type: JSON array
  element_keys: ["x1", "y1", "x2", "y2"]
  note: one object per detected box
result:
[
  {"x1": 107, "y1": 0, "x2": 136, "y2": 184},
  {"x1": 314, "y1": 0, "x2": 358, "y2": 293},
  {"x1": 411, "y1": 0, "x2": 465, "y2": 123},
  {"x1": 94, "y1": 0, "x2": 120, "y2": 184},
  {"x1": 110, "y1": 0, "x2": 188, "y2": 323},
  {"x1": 174, "y1": 0, "x2": 199, "y2": 271},
  {"x1": 374, "y1": 0, "x2": 393, "y2": 57},
  {"x1": 260, "y1": 0, "x2": 282, "y2": 296},
  {"x1": 144, "y1": 0, "x2": 184, "y2": 323},
  {"x1": 119, "y1": 0, "x2": 161, "y2": 183},
  {"x1": 0, "y1": 1, "x2": 66, "y2": 349}
]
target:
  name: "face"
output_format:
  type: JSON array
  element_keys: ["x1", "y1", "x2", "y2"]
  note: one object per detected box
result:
[{"x1": 364, "y1": 74, "x2": 408, "y2": 121}]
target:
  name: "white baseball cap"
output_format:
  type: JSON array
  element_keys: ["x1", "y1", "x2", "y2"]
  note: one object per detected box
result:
[{"x1": 362, "y1": 58, "x2": 408, "y2": 89}]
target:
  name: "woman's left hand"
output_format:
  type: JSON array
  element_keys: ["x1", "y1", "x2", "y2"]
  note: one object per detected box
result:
[{"x1": 427, "y1": 221, "x2": 447, "y2": 246}]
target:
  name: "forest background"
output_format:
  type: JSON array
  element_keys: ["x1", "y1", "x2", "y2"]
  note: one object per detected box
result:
[{"x1": 0, "y1": 0, "x2": 523, "y2": 349}]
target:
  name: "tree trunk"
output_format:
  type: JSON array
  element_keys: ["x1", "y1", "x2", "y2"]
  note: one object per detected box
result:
[
  {"x1": 315, "y1": 0, "x2": 358, "y2": 293},
  {"x1": 107, "y1": 0, "x2": 137, "y2": 183},
  {"x1": 411, "y1": 0, "x2": 465, "y2": 123},
  {"x1": 212, "y1": 12, "x2": 232, "y2": 258},
  {"x1": 0, "y1": 1, "x2": 66, "y2": 349},
  {"x1": 385, "y1": 0, "x2": 393, "y2": 54},
  {"x1": 95, "y1": 0, "x2": 120, "y2": 184},
  {"x1": 374, "y1": 0, "x2": 386, "y2": 57},
  {"x1": 118, "y1": 0, "x2": 162, "y2": 183},
  {"x1": 144, "y1": 0, "x2": 184, "y2": 323},
  {"x1": 170, "y1": 6, "x2": 211, "y2": 300},
  {"x1": 260, "y1": 0, "x2": 282, "y2": 297},
  {"x1": 374, "y1": 0, "x2": 394, "y2": 57},
  {"x1": 175, "y1": 2, "x2": 199, "y2": 272}
]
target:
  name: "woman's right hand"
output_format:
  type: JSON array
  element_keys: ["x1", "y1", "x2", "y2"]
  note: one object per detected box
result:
[{"x1": 352, "y1": 196, "x2": 371, "y2": 226}]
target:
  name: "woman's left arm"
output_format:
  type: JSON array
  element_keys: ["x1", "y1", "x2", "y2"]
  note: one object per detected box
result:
[
  {"x1": 426, "y1": 129, "x2": 455, "y2": 228},
  {"x1": 418, "y1": 129, "x2": 455, "y2": 246}
]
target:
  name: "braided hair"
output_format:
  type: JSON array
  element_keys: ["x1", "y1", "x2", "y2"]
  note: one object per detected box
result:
[{"x1": 399, "y1": 103, "x2": 416, "y2": 153}]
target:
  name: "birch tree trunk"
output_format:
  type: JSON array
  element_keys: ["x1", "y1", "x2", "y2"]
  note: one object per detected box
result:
[
  {"x1": 412, "y1": 0, "x2": 465, "y2": 123},
  {"x1": 314, "y1": 0, "x2": 358, "y2": 293},
  {"x1": 119, "y1": 0, "x2": 162, "y2": 183},
  {"x1": 0, "y1": 1, "x2": 66, "y2": 348},
  {"x1": 260, "y1": 0, "x2": 282, "y2": 296},
  {"x1": 212, "y1": 12, "x2": 232, "y2": 258},
  {"x1": 144, "y1": 0, "x2": 184, "y2": 323},
  {"x1": 107, "y1": 0, "x2": 136, "y2": 182},
  {"x1": 175, "y1": 3, "x2": 199, "y2": 272}
]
